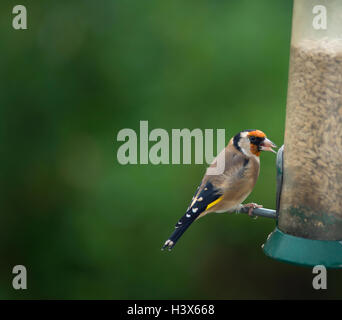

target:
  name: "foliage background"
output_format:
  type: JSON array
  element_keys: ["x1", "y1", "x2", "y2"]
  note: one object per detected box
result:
[{"x1": 1, "y1": 0, "x2": 341, "y2": 299}]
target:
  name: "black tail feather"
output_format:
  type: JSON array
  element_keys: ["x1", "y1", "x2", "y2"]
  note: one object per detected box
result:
[
  {"x1": 162, "y1": 181, "x2": 221, "y2": 251},
  {"x1": 161, "y1": 219, "x2": 195, "y2": 250}
]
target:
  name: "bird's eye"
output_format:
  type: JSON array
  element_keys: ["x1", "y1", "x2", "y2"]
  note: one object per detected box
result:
[{"x1": 250, "y1": 136, "x2": 256, "y2": 143}]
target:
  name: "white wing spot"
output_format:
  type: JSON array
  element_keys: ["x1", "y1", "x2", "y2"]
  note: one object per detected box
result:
[
  {"x1": 165, "y1": 240, "x2": 174, "y2": 247},
  {"x1": 164, "y1": 239, "x2": 173, "y2": 246},
  {"x1": 192, "y1": 208, "x2": 198, "y2": 213},
  {"x1": 186, "y1": 214, "x2": 191, "y2": 218},
  {"x1": 198, "y1": 197, "x2": 203, "y2": 202}
]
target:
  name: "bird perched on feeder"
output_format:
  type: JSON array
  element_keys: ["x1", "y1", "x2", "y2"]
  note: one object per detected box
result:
[{"x1": 162, "y1": 129, "x2": 277, "y2": 250}]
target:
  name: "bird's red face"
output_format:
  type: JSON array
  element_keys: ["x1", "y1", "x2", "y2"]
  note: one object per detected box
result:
[{"x1": 247, "y1": 130, "x2": 277, "y2": 156}]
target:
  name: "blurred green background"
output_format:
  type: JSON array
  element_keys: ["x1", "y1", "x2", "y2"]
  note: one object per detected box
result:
[{"x1": 1, "y1": 0, "x2": 342, "y2": 299}]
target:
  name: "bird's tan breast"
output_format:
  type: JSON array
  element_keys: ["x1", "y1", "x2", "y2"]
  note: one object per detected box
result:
[{"x1": 211, "y1": 155, "x2": 260, "y2": 212}]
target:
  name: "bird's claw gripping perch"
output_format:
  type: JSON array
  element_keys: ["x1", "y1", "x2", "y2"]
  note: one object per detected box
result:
[
  {"x1": 243, "y1": 203, "x2": 263, "y2": 217},
  {"x1": 237, "y1": 206, "x2": 276, "y2": 219}
]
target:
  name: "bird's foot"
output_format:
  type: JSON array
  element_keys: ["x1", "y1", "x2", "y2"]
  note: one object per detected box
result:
[{"x1": 243, "y1": 203, "x2": 263, "y2": 217}]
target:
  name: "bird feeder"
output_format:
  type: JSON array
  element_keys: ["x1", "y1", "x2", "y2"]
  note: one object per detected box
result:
[{"x1": 262, "y1": 0, "x2": 342, "y2": 268}]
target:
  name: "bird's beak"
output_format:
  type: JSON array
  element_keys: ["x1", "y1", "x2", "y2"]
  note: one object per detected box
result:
[{"x1": 260, "y1": 138, "x2": 277, "y2": 154}]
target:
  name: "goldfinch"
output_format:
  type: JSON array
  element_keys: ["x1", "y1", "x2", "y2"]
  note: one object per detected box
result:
[{"x1": 162, "y1": 129, "x2": 277, "y2": 250}]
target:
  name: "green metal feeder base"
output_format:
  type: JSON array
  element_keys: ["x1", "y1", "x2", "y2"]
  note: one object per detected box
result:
[{"x1": 263, "y1": 228, "x2": 342, "y2": 268}]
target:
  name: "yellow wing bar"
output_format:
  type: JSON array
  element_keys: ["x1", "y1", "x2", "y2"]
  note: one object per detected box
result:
[{"x1": 205, "y1": 196, "x2": 223, "y2": 210}]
